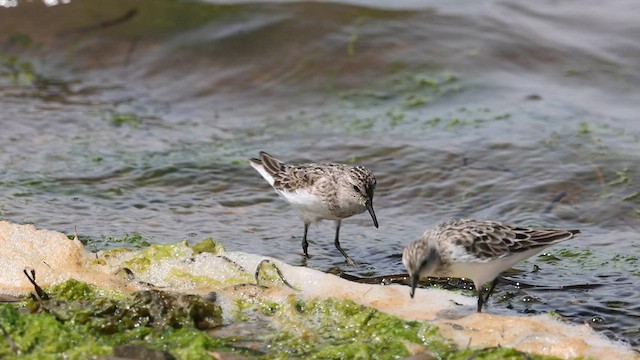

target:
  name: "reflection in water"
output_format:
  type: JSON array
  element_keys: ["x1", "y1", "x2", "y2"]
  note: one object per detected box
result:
[{"x1": 1, "y1": 0, "x2": 639, "y2": 349}]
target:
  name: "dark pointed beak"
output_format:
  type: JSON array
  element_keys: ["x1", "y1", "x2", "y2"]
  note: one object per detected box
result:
[
  {"x1": 365, "y1": 199, "x2": 378, "y2": 228},
  {"x1": 410, "y1": 273, "x2": 419, "y2": 298}
]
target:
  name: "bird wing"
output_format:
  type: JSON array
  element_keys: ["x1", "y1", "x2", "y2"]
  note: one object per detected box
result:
[
  {"x1": 253, "y1": 151, "x2": 333, "y2": 191},
  {"x1": 440, "y1": 219, "x2": 580, "y2": 261}
]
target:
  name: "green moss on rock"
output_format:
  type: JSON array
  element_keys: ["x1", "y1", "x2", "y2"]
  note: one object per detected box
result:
[
  {"x1": 0, "y1": 280, "x2": 225, "y2": 359},
  {"x1": 46, "y1": 278, "x2": 103, "y2": 302},
  {"x1": 0, "y1": 276, "x2": 569, "y2": 360},
  {"x1": 167, "y1": 268, "x2": 224, "y2": 287},
  {"x1": 191, "y1": 237, "x2": 225, "y2": 255},
  {"x1": 122, "y1": 242, "x2": 191, "y2": 272}
]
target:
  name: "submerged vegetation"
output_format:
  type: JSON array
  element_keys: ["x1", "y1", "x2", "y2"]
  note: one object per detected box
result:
[
  {"x1": 71, "y1": 232, "x2": 151, "y2": 252},
  {"x1": 282, "y1": 69, "x2": 513, "y2": 135},
  {"x1": 0, "y1": 55, "x2": 38, "y2": 86},
  {"x1": 537, "y1": 247, "x2": 640, "y2": 277},
  {"x1": 337, "y1": 71, "x2": 465, "y2": 132}
]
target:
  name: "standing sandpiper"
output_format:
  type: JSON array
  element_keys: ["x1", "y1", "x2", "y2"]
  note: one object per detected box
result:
[
  {"x1": 402, "y1": 219, "x2": 580, "y2": 312},
  {"x1": 250, "y1": 151, "x2": 378, "y2": 265}
]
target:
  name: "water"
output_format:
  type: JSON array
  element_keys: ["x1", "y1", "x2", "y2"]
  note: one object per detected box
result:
[{"x1": 1, "y1": 0, "x2": 639, "y2": 350}]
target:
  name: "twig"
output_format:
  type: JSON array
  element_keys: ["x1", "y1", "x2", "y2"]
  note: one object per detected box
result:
[{"x1": 23, "y1": 268, "x2": 48, "y2": 301}]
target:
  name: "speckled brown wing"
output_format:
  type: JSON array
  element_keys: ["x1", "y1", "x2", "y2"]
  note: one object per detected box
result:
[
  {"x1": 273, "y1": 164, "x2": 330, "y2": 191},
  {"x1": 440, "y1": 219, "x2": 580, "y2": 260},
  {"x1": 255, "y1": 151, "x2": 335, "y2": 191}
]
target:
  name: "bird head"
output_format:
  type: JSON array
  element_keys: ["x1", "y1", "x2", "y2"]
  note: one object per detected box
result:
[
  {"x1": 348, "y1": 167, "x2": 378, "y2": 228},
  {"x1": 402, "y1": 239, "x2": 439, "y2": 298}
]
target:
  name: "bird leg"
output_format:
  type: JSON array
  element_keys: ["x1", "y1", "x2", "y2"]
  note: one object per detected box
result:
[
  {"x1": 302, "y1": 223, "x2": 310, "y2": 258},
  {"x1": 476, "y1": 288, "x2": 485, "y2": 313},
  {"x1": 476, "y1": 278, "x2": 499, "y2": 313},
  {"x1": 484, "y1": 278, "x2": 499, "y2": 303},
  {"x1": 333, "y1": 220, "x2": 356, "y2": 266}
]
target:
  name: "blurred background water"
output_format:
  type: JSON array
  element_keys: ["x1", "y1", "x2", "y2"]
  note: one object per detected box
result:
[{"x1": 1, "y1": 0, "x2": 639, "y2": 350}]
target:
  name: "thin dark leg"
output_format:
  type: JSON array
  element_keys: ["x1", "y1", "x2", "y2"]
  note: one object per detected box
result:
[
  {"x1": 333, "y1": 220, "x2": 355, "y2": 265},
  {"x1": 484, "y1": 278, "x2": 499, "y2": 303},
  {"x1": 476, "y1": 278, "x2": 499, "y2": 313},
  {"x1": 477, "y1": 287, "x2": 484, "y2": 313},
  {"x1": 302, "y1": 223, "x2": 310, "y2": 258}
]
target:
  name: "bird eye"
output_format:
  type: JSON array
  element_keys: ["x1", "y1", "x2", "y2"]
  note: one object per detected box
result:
[{"x1": 353, "y1": 185, "x2": 361, "y2": 193}]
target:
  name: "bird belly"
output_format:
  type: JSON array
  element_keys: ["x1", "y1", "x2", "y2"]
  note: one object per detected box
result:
[
  {"x1": 443, "y1": 262, "x2": 504, "y2": 289},
  {"x1": 276, "y1": 188, "x2": 338, "y2": 222},
  {"x1": 445, "y1": 247, "x2": 548, "y2": 288}
]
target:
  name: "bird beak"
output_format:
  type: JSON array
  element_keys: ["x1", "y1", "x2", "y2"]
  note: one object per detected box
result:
[
  {"x1": 365, "y1": 199, "x2": 378, "y2": 228},
  {"x1": 410, "y1": 273, "x2": 418, "y2": 298}
]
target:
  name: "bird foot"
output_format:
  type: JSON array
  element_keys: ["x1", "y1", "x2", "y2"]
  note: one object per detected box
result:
[{"x1": 345, "y1": 257, "x2": 359, "y2": 267}]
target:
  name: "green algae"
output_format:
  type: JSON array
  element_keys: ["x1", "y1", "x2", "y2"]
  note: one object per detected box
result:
[
  {"x1": 0, "y1": 304, "x2": 112, "y2": 359},
  {"x1": 47, "y1": 279, "x2": 110, "y2": 302},
  {"x1": 0, "y1": 280, "x2": 226, "y2": 359},
  {"x1": 316, "y1": 69, "x2": 466, "y2": 134},
  {"x1": 403, "y1": 94, "x2": 427, "y2": 108},
  {"x1": 255, "y1": 261, "x2": 283, "y2": 286},
  {"x1": 122, "y1": 241, "x2": 191, "y2": 272},
  {"x1": 192, "y1": 237, "x2": 226, "y2": 255},
  {"x1": 227, "y1": 295, "x2": 451, "y2": 359},
  {"x1": 7, "y1": 32, "x2": 34, "y2": 47},
  {"x1": 558, "y1": 121, "x2": 640, "y2": 219},
  {"x1": 99, "y1": 247, "x2": 135, "y2": 258},
  {"x1": 608, "y1": 167, "x2": 631, "y2": 186},
  {"x1": 0, "y1": 55, "x2": 38, "y2": 85},
  {"x1": 116, "y1": 240, "x2": 254, "y2": 287},
  {"x1": 167, "y1": 268, "x2": 225, "y2": 287},
  {"x1": 346, "y1": 16, "x2": 367, "y2": 57},
  {"x1": 110, "y1": 112, "x2": 142, "y2": 127},
  {"x1": 0, "y1": 274, "x2": 571, "y2": 360},
  {"x1": 277, "y1": 298, "x2": 447, "y2": 358},
  {"x1": 327, "y1": 68, "x2": 506, "y2": 133},
  {"x1": 229, "y1": 296, "x2": 562, "y2": 360},
  {"x1": 255, "y1": 260, "x2": 297, "y2": 289},
  {"x1": 79, "y1": 233, "x2": 150, "y2": 252},
  {"x1": 122, "y1": 256, "x2": 152, "y2": 272},
  {"x1": 537, "y1": 248, "x2": 640, "y2": 276}
]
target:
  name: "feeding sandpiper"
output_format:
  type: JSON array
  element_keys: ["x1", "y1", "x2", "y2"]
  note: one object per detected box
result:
[
  {"x1": 250, "y1": 151, "x2": 378, "y2": 265},
  {"x1": 402, "y1": 219, "x2": 580, "y2": 312}
]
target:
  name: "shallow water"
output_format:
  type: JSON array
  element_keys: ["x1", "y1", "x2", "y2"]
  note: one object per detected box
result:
[{"x1": 1, "y1": 0, "x2": 639, "y2": 349}]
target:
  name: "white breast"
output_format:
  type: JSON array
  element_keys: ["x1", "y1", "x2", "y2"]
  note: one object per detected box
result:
[
  {"x1": 443, "y1": 247, "x2": 550, "y2": 289},
  {"x1": 276, "y1": 188, "x2": 336, "y2": 223}
]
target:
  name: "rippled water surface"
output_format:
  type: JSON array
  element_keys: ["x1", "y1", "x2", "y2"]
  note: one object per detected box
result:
[{"x1": 1, "y1": 0, "x2": 639, "y2": 349}]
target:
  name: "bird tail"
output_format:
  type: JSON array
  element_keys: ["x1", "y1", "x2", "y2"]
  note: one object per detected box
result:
[
  {"x1": 249, "y1": 151, "x2": 283, "y2": 187},
  {"x1": 257, "y1": 151, "x2": 284, "y2": 177}
]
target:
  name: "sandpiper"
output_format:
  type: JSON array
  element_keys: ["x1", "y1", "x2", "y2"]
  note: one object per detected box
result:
[
  {"x1": 250, "y1": 151, "x2": 378, "y2": 265},
  {"x1": 402, "y1": 219, "x2": 580, "y2": 312}
]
